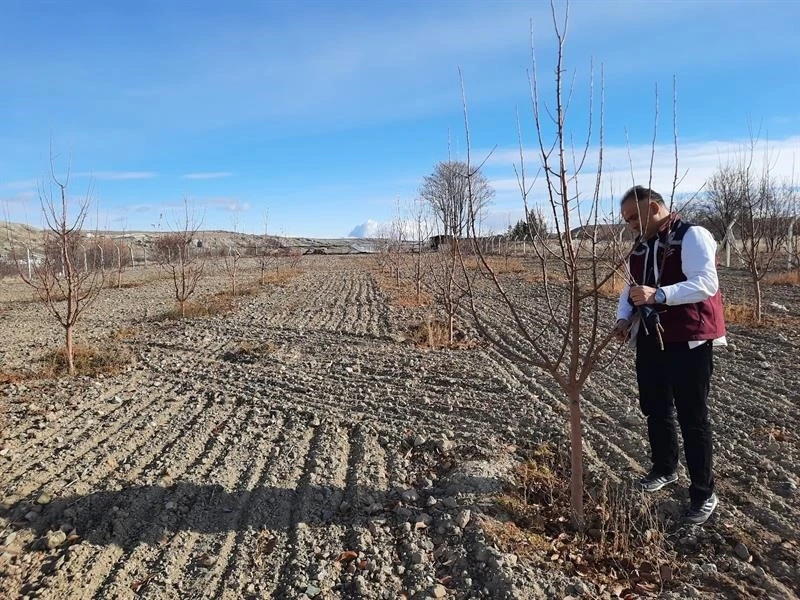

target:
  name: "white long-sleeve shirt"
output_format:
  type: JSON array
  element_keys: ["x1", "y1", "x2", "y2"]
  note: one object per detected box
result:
[{"x1": 616, "y1": 225, "x2": 727, "y2": 347}]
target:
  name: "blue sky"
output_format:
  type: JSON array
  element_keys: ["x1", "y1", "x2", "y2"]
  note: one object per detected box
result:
[{"x1": 2, "y1": 0, "x2": 799, "y2": 238}]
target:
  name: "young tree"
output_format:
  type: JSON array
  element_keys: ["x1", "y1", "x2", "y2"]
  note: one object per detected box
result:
[
  {"x1": 409, "y1": 196, "x2": 433, "y2": 304},
  {"x1": 12, "y1": 164, "x2": 104, "y2": 375},
  {"x1": 460, "y1": 6, "x2": 669, "y2": 525},
  {"x1": 155, "y1": 199, "x2": 205, "y2": 318},
  {"x1": 222, "y1": 215, "x2": 242, "y2": 296},
  {"x1": 707, "y1": 140, "x2": 795, "y2": 322}
]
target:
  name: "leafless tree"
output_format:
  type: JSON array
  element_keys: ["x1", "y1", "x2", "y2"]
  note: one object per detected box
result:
[
  {"x1": 707, "y1": 139, "x2": 796, "y2": 321},
  {"x1": 420, "y1": 160, "x2": 494, "y2": 238},
  {"x1": 155, "y1": 199, "x2": 205, "y2": 318},
  {"x1": 460, "y1": 6, "x2": 671, "y2": 526},
  {"x1": 428, "y1": 224, "x2": 471, "y2": 344},
  {"x1": 222, "y1": 215, "x2": 242, "y2": 296},
  {"x1": 409, "y1": 196, "x2": 433, "y2": 304},
  {"x1": 11, "y1": 162, "x2": 104, "y2": 375}
]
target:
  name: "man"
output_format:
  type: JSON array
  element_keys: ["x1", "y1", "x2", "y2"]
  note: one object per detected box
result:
[{"x1": 613, "y1": 185, "x2": 726, "y2": 525}]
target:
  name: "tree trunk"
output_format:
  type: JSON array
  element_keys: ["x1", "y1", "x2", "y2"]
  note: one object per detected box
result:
[
  {"x1": 754, "y1": 275, "x2": 762, "y2": 323},
  {"x1": 65, "y1": 325, "x2": 75, "y2": 376},
  {"x1": 567, "y1": 386, "x2": 584, "y2": 528}
]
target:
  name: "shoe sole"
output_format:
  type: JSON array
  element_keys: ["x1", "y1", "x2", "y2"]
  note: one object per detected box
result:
[{"x1": 638, "y1": 474, "x2": 678, "y2": 492}]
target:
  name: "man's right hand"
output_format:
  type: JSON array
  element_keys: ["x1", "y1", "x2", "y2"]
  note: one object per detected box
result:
[{"x1": 612, "y1": 318, "x2": 632, "y2": 342}]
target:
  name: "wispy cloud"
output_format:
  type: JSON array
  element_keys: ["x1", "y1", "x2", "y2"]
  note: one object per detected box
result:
[
  {"x1": 2, "y1": 179, "x2": 38, "y2": 190},
  {"x1": 484, "y1": 135, "x2": 800, "y2": 203},
  {"x1": 203, "y1": 197, "x2": 250, "y2": 212},
  {"x1": 74, "y1": 171, "x2": 158, "y2": 180},
  {"x1": 181, "y1": 172, "x2": 233, "y2": 180}
]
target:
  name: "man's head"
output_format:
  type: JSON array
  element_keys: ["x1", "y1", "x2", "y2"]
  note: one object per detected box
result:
[{"x1": 620, "y1": 185, "x2": 669, "y2": 238}]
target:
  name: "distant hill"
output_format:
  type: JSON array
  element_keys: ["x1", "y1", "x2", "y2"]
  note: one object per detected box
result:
[{"x1": 0, "y1": 221, "x2": 388, "y2": 258}]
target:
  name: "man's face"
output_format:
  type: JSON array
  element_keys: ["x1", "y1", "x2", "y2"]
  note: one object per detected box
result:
[{"x1": 621, "y1": 199, "x2": 655, "y2": 236}]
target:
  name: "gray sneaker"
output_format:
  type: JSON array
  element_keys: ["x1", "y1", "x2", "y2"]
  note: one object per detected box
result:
[
  {"x1": 683, "y1": 493, "x2": 718, "y2": 525},
  {"x1": 638, "y1": 469, "x2": 679, "y2": 492}
]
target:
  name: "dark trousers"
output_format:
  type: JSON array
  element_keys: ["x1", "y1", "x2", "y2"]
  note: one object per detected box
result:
[{"x1": 636, "y1": 335, "x2": 715, "y2": 504}]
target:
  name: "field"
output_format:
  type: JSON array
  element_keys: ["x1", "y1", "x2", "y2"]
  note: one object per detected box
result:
[{"x1": 1, "y1": 256, "x2": 799, "y2": 599}]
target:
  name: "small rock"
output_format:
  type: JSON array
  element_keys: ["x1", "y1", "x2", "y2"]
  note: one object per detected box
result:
[
  {"x1": 734, "y1": 542, "x2": 751, "y2": 561},
  {"x1": 36, "y1": 493, "x2": 52, "y2": 505},
  {"x1": 46, "y1": 530, "x2": 67, "y2": 549},
  {"x1": 401, "y1": 489, "x2": 419, "y2": 503},
  {"x1": 305, "y1": 584, "x2": 321, "y2": 597},
  {"x1": 431, "y1": 583, "x2": 447, "y2": 598},
  {"x1": 778, "y1": 480, "x2": 797, "y2": 496},
  {"x1": 413, "y1": 435, "x2": 426, "y2": 447},
  {"x1": 454, "y1": 509, "x2": 471, "y2": 528},
  {"x1": 410, "y1": 551, "x2": 426, "y2": 564}
]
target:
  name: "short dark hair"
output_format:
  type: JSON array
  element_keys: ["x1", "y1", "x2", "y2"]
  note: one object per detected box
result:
[{"x1": 620, "y1": 185, "x2": 664, "y2": 207}]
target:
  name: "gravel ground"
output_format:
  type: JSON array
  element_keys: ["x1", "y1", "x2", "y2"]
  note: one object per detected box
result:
[{"x1": 1, "y1": 257, "x2": 798, "y2": 599}]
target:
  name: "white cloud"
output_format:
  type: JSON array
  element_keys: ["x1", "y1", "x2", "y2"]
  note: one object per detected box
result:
[
  {"x1": 348, "y1": 220, "x2": 381, "y2": 238},
  {"x1": 181, "y1": 172, "x2": 233, "y2": 180}
]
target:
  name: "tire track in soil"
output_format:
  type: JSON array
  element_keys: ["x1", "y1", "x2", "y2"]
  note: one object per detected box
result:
[
  {"x1": 30, "y1": 388, "x2": 235, "y2": 600},
  {"x1": 138, "y1": 416, "x2": 309, "y2": 600},
  {"x1": 76, "y1": 395, "x2": 266, "y2": 600},
  {"x1": 6, "y1": 377, "x2": 201, "y2": 500},
  {"x1": 143, "y1": 410, "x2": 280, "y2": 600},
  {"x1": 252, "y1": 418, "x2": 350, "y2": 600},
  {"x1": 337, "y1": 423, "x2": 404, "y2": 598},
  {"x1": 81, "y1": 402, "x2": 277, "y2": 600},
  {"x1": 270, "y1": 419, "x2": 354, "y2": 598},
  {"x1": 3, "y1": 370, "x2": 148, "y2": 458}
]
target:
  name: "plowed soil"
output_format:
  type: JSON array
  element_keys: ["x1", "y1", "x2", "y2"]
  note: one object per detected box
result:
[{"x1": 1, "y1": 257, "x2": 798, "y2": 599}]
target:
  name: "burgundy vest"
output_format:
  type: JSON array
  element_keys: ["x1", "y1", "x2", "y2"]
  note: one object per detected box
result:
[{"x1": 628, "y1": 219, "x2": 726, "y2": 343}]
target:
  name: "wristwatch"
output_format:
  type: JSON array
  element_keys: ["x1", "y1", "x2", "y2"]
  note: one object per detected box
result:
[{"x1": 655, "y1": 288, "x2": 666, "y2": 304}]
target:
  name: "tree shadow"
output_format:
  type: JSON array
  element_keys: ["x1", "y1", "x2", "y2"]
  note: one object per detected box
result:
[{"x1": 3, "y1": 473, "x2": 503, "y2": 552}]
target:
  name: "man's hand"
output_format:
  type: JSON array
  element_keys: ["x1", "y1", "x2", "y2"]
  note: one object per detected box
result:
[
  {"x1": 612, "y1": 318, "x2": 632, "y2": 342},
  {"x1": 629, "y1": 285, "x2": 657, "y2": 306}
]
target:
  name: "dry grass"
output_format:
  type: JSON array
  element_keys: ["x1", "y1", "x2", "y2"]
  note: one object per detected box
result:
[
  {"x1": 763, "y1": 270, "x2": 800, "y2": 285},
  {"x1": 724, "y1": 302, "x2": 800, "y2": 327},
  {"x1": 484, "y1": 443, "x2": 678, "y2": 593},
  {"x1": 406, "y1": 318, "x2": 458, "y2": 349},
  {"x1": 42, "y1": 342, "x2": 134, "y2": 377},
  {"x1": 724, "y1": 303, "x2": 759, "y2": 326},
  {"x1": 594, "y1": 276, "x2": 628, "y2": 298},
  {"x1": 0, "y1": 370, "x2": 28, "y2": 385},
  {"x1": 259, "y1": 268, "x2": 303, "y2": 286},
  {"x1": 155, "y1": 296, "x2": 234, "y2": 321},
  {"x1": 374, "y1": 273, "x2": 432, "y2": 308},
  {"x1": 222, "y1": 340, "x2": 276, "y2": 363},
  {"x1": 111, "y1": 326, "x2": 140, "y2": 340}
]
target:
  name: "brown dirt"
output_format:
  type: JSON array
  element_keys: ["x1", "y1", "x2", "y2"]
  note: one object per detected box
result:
[{"x1": 1, "y1": 256, "x2": 798, "y2": 599}]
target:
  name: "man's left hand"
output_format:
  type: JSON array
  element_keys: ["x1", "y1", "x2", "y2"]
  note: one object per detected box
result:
[{"x1": 629, "y1": 285, "x2": 657, "y2": 306}]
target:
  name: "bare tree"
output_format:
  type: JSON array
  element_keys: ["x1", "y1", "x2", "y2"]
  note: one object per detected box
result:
[
  {"x1": 11, "y1": 163, "x2": 104, "y2": 375},
  {"x1": 707, "y1": 139, "x2": 795, "y2": 321},
  {"x1": 409, "y1": 196, "x2": 433, "y2": 304},
  {"x1": 460, "y1": 6, "x2": 670, "y2": 525},
  {"x1": 155, "y1": 199, "x2": 205, "y2": 318},
  {"x1": 223, "y1": 215, "x2": 242, "y2": 296},
  {"x1": 420, "y1": 160, "x2": 494, "y2": 238}
]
